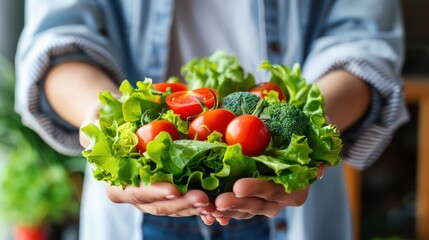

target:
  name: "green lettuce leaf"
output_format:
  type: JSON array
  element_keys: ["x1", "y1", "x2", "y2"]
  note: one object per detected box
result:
[
  {"x1": 259, "y1": 62, "x2": 310, "y2": 109},
  {"x1": 181, "y1": 50, "x2": 256, "y2": 99},
  {"x1": 259, "y1": 61, "x2": 343, "y2": 167},
  {"x1": 252, "y1": 134, "x2": 316, "y2": 193},
  {"x1": 161, "y1": 110, "x2": 189, "y2": 138},
  {"x1": 136, "y1": 133, "x2": 256, "y2": 199},
  {"x1": 81, "y1": 55, "x2": 344, "y2": 197}
]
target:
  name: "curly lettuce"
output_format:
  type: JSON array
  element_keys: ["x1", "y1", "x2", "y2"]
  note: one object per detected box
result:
[
  {"x1": 82, "y1": 57, "x2": 343, "y2": 197},
  {"x1": 181, "y1": 50, "x2": 256, "y2": 99}
]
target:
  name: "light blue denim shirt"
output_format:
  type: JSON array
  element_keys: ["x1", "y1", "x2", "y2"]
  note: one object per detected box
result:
[{"x1": 15, "y1": 1, "x2": 408, "y2": 240}]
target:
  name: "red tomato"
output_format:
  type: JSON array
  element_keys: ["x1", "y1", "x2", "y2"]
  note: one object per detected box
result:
[
  {"x1": 135, "y1": 120, "x2": 179, "y2": 153},
  {"x1": 225, "y1": 115, "x2": 271, "y2": 156},
  {"x1": 189, "y1": 109, "x2": 236, "y2": 141},
  {"x1": 152, "y1": 82, "x2": 188, "y2": 93},
  {"x1": 166, "y1": 88, "x2": 218, "y2": 120},
  {"x1": 250, "y1": 82, "x2": 286, "y2": 101}
]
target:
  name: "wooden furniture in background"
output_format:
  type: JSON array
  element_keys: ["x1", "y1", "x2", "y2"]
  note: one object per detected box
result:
[
  {"x1": 344, "y1": 164, "x2": 361, "y2": 240},
  {"x1": 403, "y1": 78, "x2": 429, "y2": 240},
  {"x1": 344, "y1": 78, "x2": 429, "y2": 240}
]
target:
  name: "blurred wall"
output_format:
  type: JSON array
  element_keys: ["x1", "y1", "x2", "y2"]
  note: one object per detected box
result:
[{"x1": 0, "y1": 0, "x2": 24, "y2": 64}]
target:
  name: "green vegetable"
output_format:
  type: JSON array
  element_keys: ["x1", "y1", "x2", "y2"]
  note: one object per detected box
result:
[
  {"x1": 259, "y1": 61, "x2": 310, "y2": 109},
  {"x1": 82, "y1": 55, "x2": 343, "y2": 197},
  {"x1": 221, "y1": 91, "x2": 263, "y2": 116},
  {"x1": 252, "y1": 134, "x2": 316, "y2": 192},
  {"x1": 261, "y1": 102, "x2": 309, "y2": 148},
  {"x1": 260, "y1": 61, "x2": 343, "y2": 166},
  {"x1": 181, "y1": 50, "x2": 256, "y2": 99},
  {"x1": 161, "y1": 110, "x2": 189, "y2": 138},
  {"x1": 140, "y1": 132, "x2": 256, "y2": 200}
]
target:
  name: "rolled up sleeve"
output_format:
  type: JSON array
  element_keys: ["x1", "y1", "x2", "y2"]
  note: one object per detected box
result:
[
  {"x1": 302, "y1": 0, "x2": 409, "y2": 169},
  {"x1": 15, "y1": 0, "x2": 125, "y2": 156}
]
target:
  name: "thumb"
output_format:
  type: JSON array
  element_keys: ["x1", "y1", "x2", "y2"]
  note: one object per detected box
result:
[{"x1": 79, "y1": 102, "x2": 102, "y2": 148}]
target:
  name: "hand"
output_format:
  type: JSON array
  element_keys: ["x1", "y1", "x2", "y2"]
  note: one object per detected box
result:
[
  {"x1": 79, "y1": 103, "x2": 214, "y2": 218},
  {"x1": 200, "y1": 178, "x2": 309, "y2": 225},
  {"x1": 105, "y1": 183, "x2": 214, "y2": 217},
  {"x1": 201, "y1": 167, "x2": 326, "y2": 225}
]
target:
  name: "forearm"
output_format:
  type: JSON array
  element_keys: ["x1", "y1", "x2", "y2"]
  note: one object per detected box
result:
[
  {"x1": 316, "y1": 70, "x2": 371, "y2": 132},
  {"x1": 44, "y1": 61, "x2": 119, "y2": 128}
]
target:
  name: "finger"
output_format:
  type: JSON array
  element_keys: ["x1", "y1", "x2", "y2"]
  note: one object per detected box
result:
[
  {"x1": 200, "y1": 215, "x2": 215, "y2": 225},
  {"x1": 134, "y1": 202, "x2": 199, "y2": 216},
  {"x1": 133, "y1": 190, "x2": 210, "y2": 216},
  {"x1": 200, "y1": 202, "x2": 216, "y2": 215},
  {"x1": 170, "y1": 201, "x2": 216, "y2": 217},
  {"x1": 215, "y1": 217, "x2": 231, "y2": 226},
  {"x1": 215, "y1": 192, "x2": 282, "y2": 218},
  {"x1": 79, "y1": 102, "x2": 102, "y2": 148},
  {"x1": 79, "y1": 131, "x2": 91, "y2": 149},
  {"x1": 106, "y1": 182, "x2": 181, "y2": 204},
  {"x1": 217, "y1": 211, "x2": 254, "y2": 220},
  {"x1": 233, "y1": 178, "x2": 309, "y2": 206},
  {"x1": 317, "y1": 165, "x2": 326, "y2": 179}
]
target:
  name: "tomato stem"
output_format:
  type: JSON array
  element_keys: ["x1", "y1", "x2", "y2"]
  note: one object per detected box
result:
[
  {"x1": 140, "y1": 108, "x2": 165, "y2": 126},
  {"x1": 191, "y1": 88, "x2": 219, "y2": 115},
  {"x1": 193, "y1": 95, "x2": 210, "y2": 112},
  {"x1": 209, "y1": 88, "x2": 219, "y2": 109}
]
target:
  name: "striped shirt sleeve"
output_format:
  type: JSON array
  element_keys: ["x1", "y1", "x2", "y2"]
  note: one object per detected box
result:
[
  {"x1": 303, "y1": 54, "x2": 409, "y2": 170},
  {"x1": 15, "y1": 36, "x2": 125, "y2": 156}
]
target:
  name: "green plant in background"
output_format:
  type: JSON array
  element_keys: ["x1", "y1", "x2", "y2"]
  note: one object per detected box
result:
[{"x1": 0, "y1": 56, "x2": 84, "y2": 227}]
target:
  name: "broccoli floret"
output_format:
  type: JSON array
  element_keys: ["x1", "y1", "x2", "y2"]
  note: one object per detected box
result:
[
  {"x1": 221, "y1": 92, "x2": 263, "y2": 116},
  {"x1": 261, "y1": 102, "x2": 309, "y2": 148}
]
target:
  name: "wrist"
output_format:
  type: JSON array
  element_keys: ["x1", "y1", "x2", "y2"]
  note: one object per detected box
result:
[
  {"x1": 316, "y1": 70, "x2": 371, "y2": 132},
  {"x1": 44, "y1": 61, "x2": 118, "y2": 128}
]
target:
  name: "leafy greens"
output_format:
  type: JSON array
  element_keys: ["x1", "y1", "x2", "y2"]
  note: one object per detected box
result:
[{"x1": 82, "y1": 54, "x2": 343, "y2": 198}]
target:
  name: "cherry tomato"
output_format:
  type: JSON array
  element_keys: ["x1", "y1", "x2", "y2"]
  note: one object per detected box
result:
[
  {"x1": 189, "y1": 109, "x2": 236, "y2": 141},
  {"x1": 225, "y1": 115, "x2": 271, "y2": 156},
  {"x1": 152, "y1": 82, "x2": 188, "y2": 93},
  {"x1": 135, "y1": 120, "x2": 179, "y2": 153},
  {"x1": 166, "y1": 88, "x2": 218, "y2": 120},
  {"x1": 250, "y1": 82, "x2": 286, "y2": 101}
]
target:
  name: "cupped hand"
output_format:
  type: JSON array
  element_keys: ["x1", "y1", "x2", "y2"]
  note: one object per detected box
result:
[
  {"x1": 106, "y1": 182, "x2": 214, "y2": 217},
  {"x1": 202, "y1": 178, "x2": 310, "y2": 225},
  {"x1": 201, "y1": 166, "x2": 326, "y2": 225}
]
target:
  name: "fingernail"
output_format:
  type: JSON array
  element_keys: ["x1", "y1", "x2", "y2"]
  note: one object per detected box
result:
[
  {"x1": 218, "y1": 220, "x2": 230, "y2": 226},
  {"x1": 165, "y1": 195, "x2": 178, "y2": 200},
  {"x1": 193, "y1": 202, "x2": 209, "y2": 208},
  {"x1": 217, "y1": 205, "x2": 235, "y2": 211},
  {"x1": 318, "y1": 165, "x2": 326, "y2": 180},
  {"x1": 213, "y1": 213, "x2": 224, "y2": 218}
]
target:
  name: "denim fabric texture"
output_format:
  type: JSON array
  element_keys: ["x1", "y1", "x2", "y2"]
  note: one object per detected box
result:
[{"x1": 142, "y1": 215, "x2": 270, "y2": 240}]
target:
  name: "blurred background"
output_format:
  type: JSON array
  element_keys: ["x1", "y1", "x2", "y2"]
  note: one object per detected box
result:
[
  {"x1": 0, "y1": 1, "x2": 85, "y2": 240},
  {"x1": 0, "y1": 1, "x2": 428, "y2": 240}
]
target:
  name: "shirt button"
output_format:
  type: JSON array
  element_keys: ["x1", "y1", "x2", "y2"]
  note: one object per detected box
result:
[
  {"x1": 276, "y1": 220, "x2": 288, "y2": 231},
  {"x1": 270, "y1": 42, "x2": 281, "y2": 53}
]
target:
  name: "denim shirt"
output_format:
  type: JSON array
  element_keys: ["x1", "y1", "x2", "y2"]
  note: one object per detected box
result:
[{"x1": 15, "y1": 0, "x2": 408, "y2": 239}]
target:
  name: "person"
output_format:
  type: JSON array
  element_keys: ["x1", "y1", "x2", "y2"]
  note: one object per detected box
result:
[{"x1": 15, "y1": 0, "x2": 408, "y2": 239}]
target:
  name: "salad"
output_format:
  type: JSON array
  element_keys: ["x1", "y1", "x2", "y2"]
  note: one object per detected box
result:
[{"x1": 82, "y1": 51, "x2": 343, "y2": 199}]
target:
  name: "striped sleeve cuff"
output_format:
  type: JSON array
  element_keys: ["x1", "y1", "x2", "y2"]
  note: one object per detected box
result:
[
  {"x1": 303, "y1": 56, "x2": 409, "y2": 170},
  {"x1": 15, "y1": 36, "x2": 125, "y2": 156}
]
